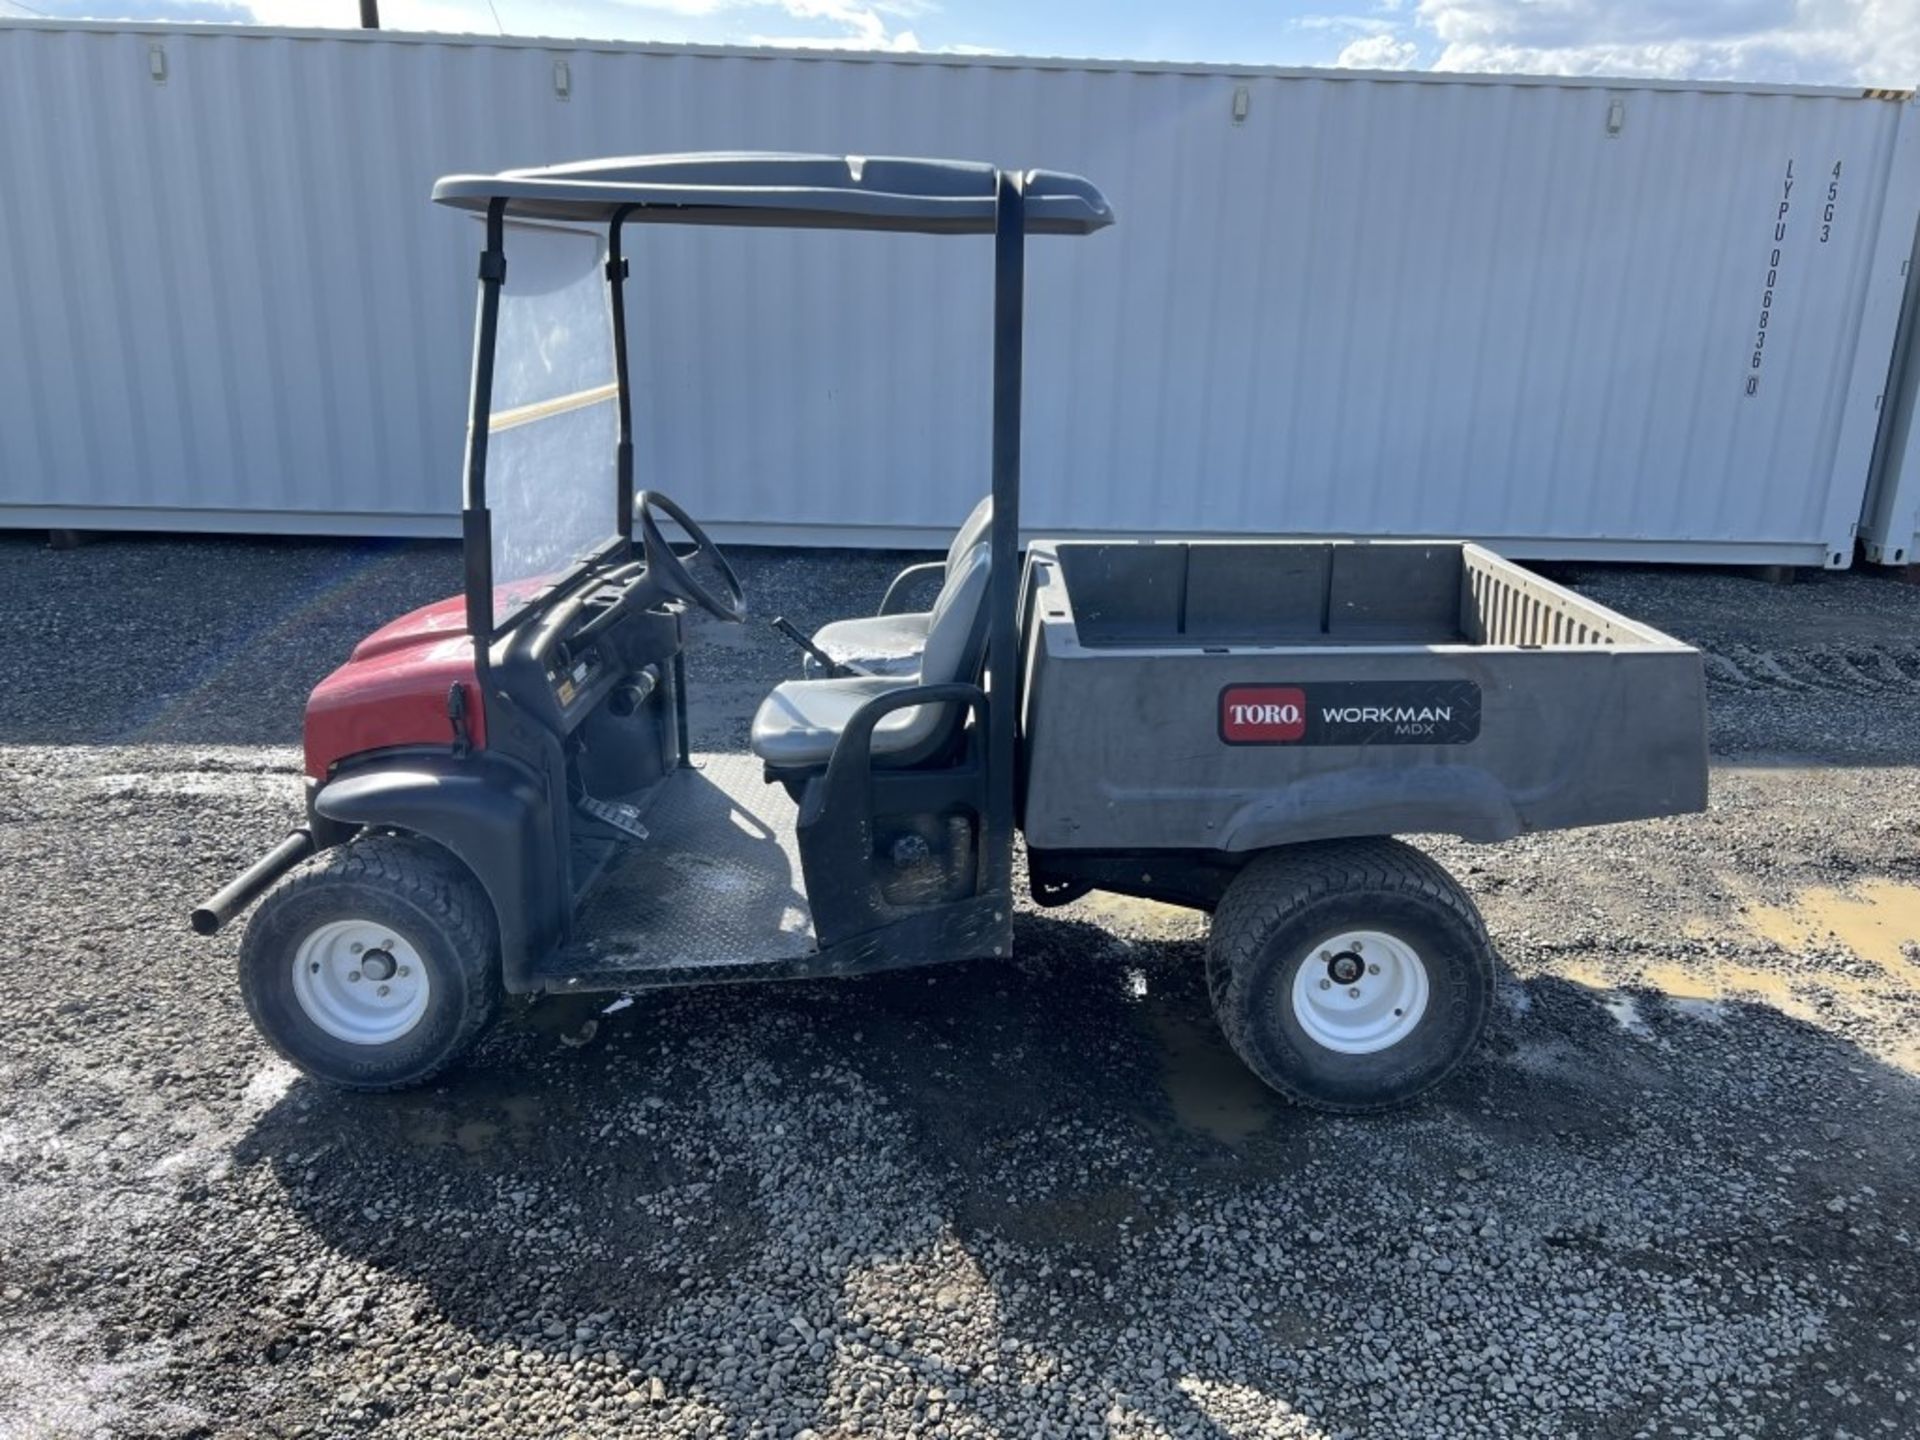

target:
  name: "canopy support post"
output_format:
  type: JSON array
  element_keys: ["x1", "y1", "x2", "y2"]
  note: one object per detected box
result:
[
  {"x1": 460, "y1": 197, "x2": 507, "y2": 668},
  {"x1": 983, "y1": 169, "x2": 1026, "y2": 904},
  {"x1": 608, "y1": 207, "x2": 636, "y2": 546}
]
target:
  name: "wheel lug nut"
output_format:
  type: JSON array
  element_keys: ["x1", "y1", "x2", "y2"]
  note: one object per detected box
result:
[
  {"x1": 1351, "y1": 940, "x2": 1364, "y2": 952},
  {"x1": 1348, "y1": 987, "x2": 1361, "y2": 999},
  {"x1": 1318, "y1": 978, "x2": 1331, "y2": 990},
  {"x1": 1319, "y1": 950, "x2": 1331, "y2": 961},
  {"x1": 350, "y1": 941, "x2": 364, "y2": 953},
  {"x1": 398, "y1": 967, "x2": 410, "y2": 978},
  {"x1": 377, "y1": 984, "x2": 390, "y2": 997},
  {"x1": 1367, "y1": 964, "x2": 1380, "y2": 976},
  {"x1": 347, "y1": 970, "x2": 361, "y2": 982}
]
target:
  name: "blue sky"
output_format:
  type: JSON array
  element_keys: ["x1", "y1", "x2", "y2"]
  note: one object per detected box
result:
[{"x1": 2, "y1": 0, "x2": 1914, "y2": 86}]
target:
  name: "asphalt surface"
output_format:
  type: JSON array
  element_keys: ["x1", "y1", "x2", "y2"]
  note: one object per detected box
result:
[{"x1": 2, "y1": 532, "x2": 1919, "y2": 1439}]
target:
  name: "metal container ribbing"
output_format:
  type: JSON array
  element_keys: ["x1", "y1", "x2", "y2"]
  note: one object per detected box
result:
[{"x1": 2, "y1": 20, "x2": 1916, "y2": 566}]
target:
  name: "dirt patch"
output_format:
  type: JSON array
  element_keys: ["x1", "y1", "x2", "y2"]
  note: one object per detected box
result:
[{"x1": 1140, "y1": 1006, "x2": 1277, "y2": 1144}]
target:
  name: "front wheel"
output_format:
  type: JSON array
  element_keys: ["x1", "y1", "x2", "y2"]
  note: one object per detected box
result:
[
  {"x1": 238, "y1": 835, "x2": 501, "y2": 1091},
  {"x1": 1206, "y1": 838, "x2": 1494, "y2": 1113}
]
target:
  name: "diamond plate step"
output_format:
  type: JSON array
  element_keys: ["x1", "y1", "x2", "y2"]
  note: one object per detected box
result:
[{"x1": 543, "y1": 752, "x2": 815, "y2": 982}]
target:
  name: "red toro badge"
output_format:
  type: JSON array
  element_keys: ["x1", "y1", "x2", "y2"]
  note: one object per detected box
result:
[{"x1": 1220, "y1": 685, "x2": 1307, "y2": 744}]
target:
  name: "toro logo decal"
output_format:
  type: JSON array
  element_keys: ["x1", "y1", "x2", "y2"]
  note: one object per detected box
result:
[
  {"x1": 1220, "y1": 686, "x2": 1307, "y2": 743},
  {"x1": 1219, "y1": 681, "x2": 1482, "y2": 747}
]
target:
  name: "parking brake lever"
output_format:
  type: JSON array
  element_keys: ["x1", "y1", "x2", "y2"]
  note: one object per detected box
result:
[{"x1": 770, "y1": 616, "x2": 853, "y2": 678}]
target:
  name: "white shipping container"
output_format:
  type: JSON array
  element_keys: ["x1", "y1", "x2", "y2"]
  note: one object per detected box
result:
[
  {"x1": 2, "y1": 19, "x2": 1918, "y2": 566},
  {"x1": 1860, "y1": 222, "x2": 1920, "y2": 567}
]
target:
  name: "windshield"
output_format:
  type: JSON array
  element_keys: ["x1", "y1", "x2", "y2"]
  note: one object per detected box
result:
[{"x1": 484, "y1": 223, "x2": 619, "y2": 627}]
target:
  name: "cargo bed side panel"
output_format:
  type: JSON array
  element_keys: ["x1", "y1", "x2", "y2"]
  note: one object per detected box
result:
[{"x1": 1019, "y1": 542, "x2": 1709, "y2": 852}]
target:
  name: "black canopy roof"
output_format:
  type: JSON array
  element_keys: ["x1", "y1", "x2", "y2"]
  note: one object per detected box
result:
[{"x1": 432, "y1": 152, "x2": 1112, "y2": 235}]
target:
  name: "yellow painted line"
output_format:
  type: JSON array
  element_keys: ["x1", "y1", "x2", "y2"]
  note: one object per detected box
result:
[{"x1": 487, "y1": 381, "x2": 618, "y2": 433}]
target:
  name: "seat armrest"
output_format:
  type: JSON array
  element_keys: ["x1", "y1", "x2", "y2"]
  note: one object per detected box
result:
[
  {"x1": 801, "y1": 682, "x2": 987, "y2": 824},
  {"x1": 878, "y1": 561, "x2": 945, "y2": 615}
]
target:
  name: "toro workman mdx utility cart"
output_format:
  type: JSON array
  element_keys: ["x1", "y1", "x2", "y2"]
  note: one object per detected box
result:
[{"x1": 193, "y1": 154, "x2": 1709, "y2": 1112}]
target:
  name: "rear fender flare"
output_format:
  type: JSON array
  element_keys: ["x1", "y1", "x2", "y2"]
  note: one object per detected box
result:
[
  {"x1": 1221, "y1": 765, "x2": 1523, "y2": 850},
  {"x1": 311, "y1": 753, "x2": 560, "y2": 992}
]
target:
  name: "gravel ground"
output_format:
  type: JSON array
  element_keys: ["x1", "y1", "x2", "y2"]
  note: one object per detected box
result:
[{"x1": 2, "y1": 532, "x2": 1919, "y2": 1439}]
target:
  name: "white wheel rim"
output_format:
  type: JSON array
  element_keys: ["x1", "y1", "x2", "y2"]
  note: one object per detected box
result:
[
  {"x1": 1290, "y1": 929, "x2": 1429, "y2": 1055},
  {"x1": 291, "y1": 919, "x2": 430, "y2": 1046}
]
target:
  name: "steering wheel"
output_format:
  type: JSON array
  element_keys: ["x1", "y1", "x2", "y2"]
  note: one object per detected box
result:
[{"x1": 637, "y1": 490, "x2": 748, "y2": 624}]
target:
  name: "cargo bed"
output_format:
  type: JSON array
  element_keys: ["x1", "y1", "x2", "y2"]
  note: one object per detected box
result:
[{"x1": 1019, "y1": 540, "x2": 1708, "y2": 853}]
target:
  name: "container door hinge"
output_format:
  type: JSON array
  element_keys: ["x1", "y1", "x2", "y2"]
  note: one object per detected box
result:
[{"x1": 447, "y1": 683, "x2": 473, "y2": 757}]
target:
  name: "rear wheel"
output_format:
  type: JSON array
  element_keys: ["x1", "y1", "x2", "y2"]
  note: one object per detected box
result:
[
  {"x1": 1206, "y1": 838, "x2": 1494, "y2": 1113},
  {"x1": 238, "y1": 835, "x2": 500, "y2": 1091}
]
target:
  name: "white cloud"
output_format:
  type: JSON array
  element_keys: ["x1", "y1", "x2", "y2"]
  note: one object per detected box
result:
[
  {"x1": 1414, "y1": 0, "x2": 1920, "y2": 87},
  {"x1": 1294, "y1": 12, "x2": 1399, "y2": 36},
  {"x1": 246, "y1": 0, "x2": 495, "y2": 28},
  {"x1": 30, "y1": 0, "x2": 1920, "y2": 83},
  {"x1": 744, "y1": 0, "x2": 928, "y2": 50},
  {"x1": 55, "y1": 0, "x2": 938, "y2": 47},
  {"x1": 1335, "y1": 30, "x2": 1419, "y2": 68},
  {"x1": 748, "y1": 25, "x2": 920, "y2": 50}
]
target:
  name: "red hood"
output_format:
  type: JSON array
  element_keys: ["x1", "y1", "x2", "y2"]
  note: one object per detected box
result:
[
  {"x1": 349, "y1": 594, "x2": 472, "y2": 661},
  {"x1": 304, "y1": 594, "x2": 484, "y2": 778}
]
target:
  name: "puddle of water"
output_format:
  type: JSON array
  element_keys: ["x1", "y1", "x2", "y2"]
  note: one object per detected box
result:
[
  {"x1": 1636, "y1": 963, "x2": 1726, "y2": 1002},
  {"x1": 1598, "y1": 993, "x2": 1647, "y2": 1036},
  {"x1": 1555, "y1": 961, "x2": 1657, "y2": 1033},
  {"x1": 524, "y1": 998, "x2": 601, "y2": 1037},
  {"x1": 1557, "y1": 959, "x2": 1610, "y2": 991},
  {"x1": 1638, "y1": 961, "x2": 1819, "y2": 1006},
  {"x1": 1741, "y1": 881, "x2": 1920, "y2": 987},
  {"x1": 1665, "y1": 997, "x2": 1727, "y2": 1024},
  {"x1": 499, "y1": 1095, "x2": 543, "y2": 1138},
  {"x1": 1544, "y1": 878, "x2": 1920, "y2": 1070},
  {"x1": 452, "y1": 1120, "x2": 499, "y2": 1154},
  {"x1": 1555, "y1": 956, "x2": 1862, "y2": 1030},
  {"x1": 1143, "y1": 1009, "x2": 1275, "y2": 1144},
  {"x1": 401, "y1": 1110, "x2": 452, "y2": 1149},
  {"x1": 1076, "y1": 891, "x2": 1200, "y2": 937},
  {"x1": 403, "y1": 1094, "x2": 542, "y2": 1155}
]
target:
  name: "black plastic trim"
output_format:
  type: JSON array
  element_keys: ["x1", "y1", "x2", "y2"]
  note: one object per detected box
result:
[
  {"x1": 1027, "y1": 848, "x2": 1243, "y2": 913},
  {"x1": 535, "y1": 893, "x2": 1010, "y2": 993},
  {"x1": 796, "y1": 681, "x2": 988, "y2": 947},
  {"x1": 311, "y1": 752, "x2": 562, "y2": 994}
]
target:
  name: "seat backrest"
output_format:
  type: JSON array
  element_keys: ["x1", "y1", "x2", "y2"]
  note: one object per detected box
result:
[
  {"x1": 871, "y1": 542, "x2": 990, "y2": 767},
  {"x1": 944, "y1": 495, "x2": 993, "y2": 576},
  {"x1": 919, "y1": 542, "x2": 991, "y2": 684}
]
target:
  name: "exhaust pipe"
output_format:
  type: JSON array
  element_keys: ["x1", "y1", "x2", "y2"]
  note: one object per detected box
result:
[{"x1": 191, "y1": 829, "x2": 316, "y2": 936}]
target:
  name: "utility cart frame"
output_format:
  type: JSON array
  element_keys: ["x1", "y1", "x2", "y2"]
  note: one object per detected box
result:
[{"x1": 193, "y1": 153, "x2": 1708, "y2": 1112}]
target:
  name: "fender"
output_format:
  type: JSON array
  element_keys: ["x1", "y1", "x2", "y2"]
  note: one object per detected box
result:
[
  {"x1": 1221, "y1": 765, "x2": 1524, "y2": 850},
  {"x1": 312, "y1": 752, "x2": 562, "y2": 992}
]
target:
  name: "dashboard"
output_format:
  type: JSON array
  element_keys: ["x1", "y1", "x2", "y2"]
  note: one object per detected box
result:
[
  {"x1": 546, "y1": 645, "x2": 605, "y2": 712},
  {"x1": 492, "y1": 563, "x2": 683, "y2": 739}
]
